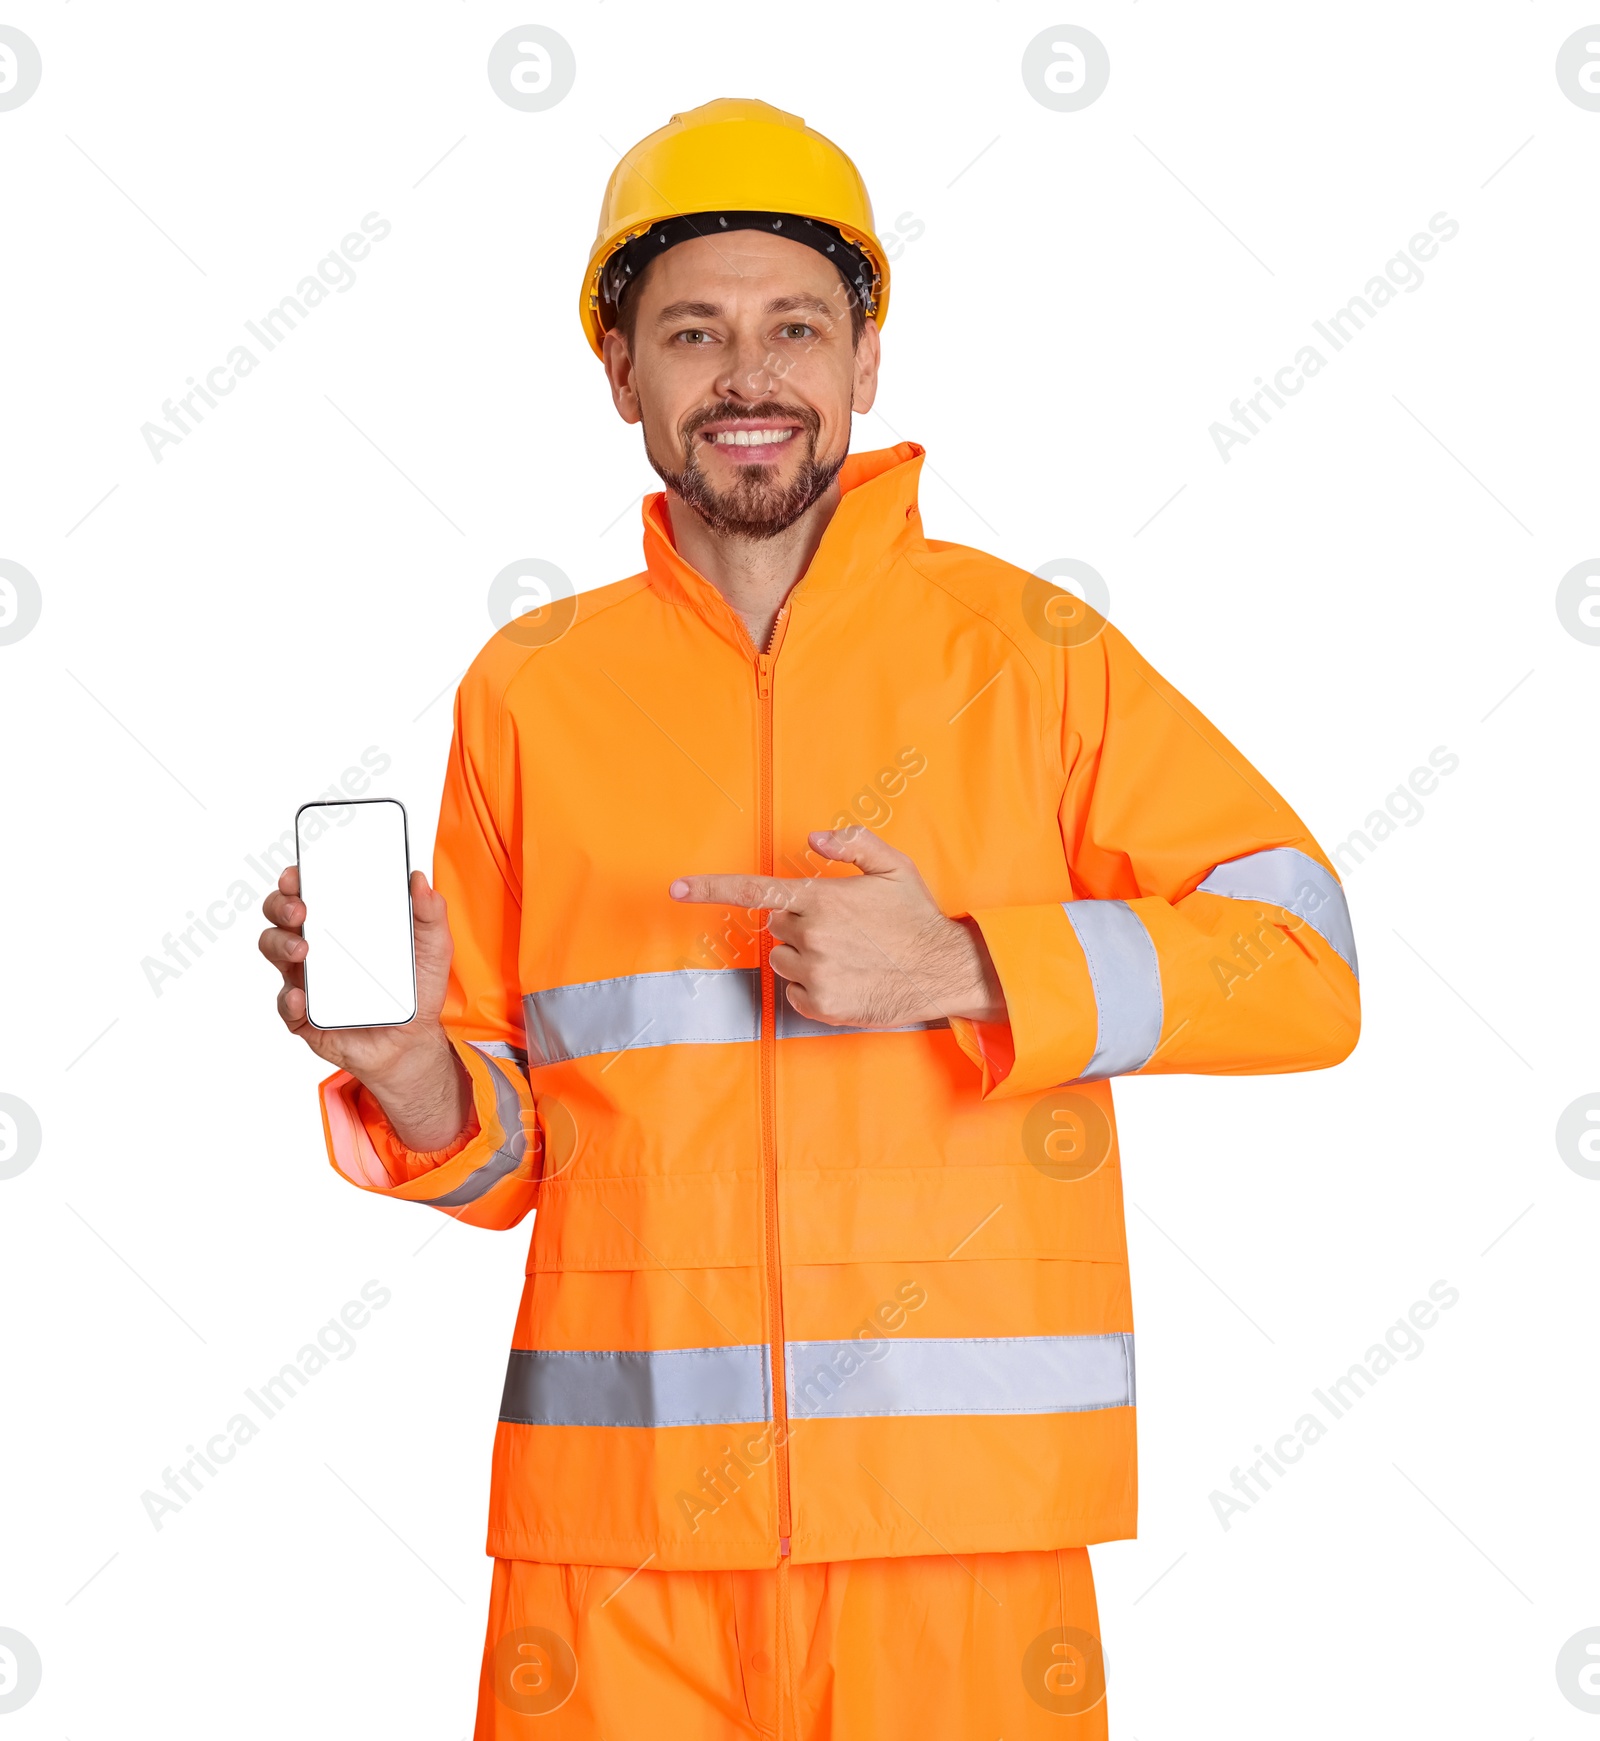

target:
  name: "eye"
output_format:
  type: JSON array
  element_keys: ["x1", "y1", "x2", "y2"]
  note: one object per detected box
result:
[
  {"x1": 780, "y1": 322, "x2": 817, "y2": 341},
  {"x1": 674, "y1": 328, "x2": 714, "y2": 345}
]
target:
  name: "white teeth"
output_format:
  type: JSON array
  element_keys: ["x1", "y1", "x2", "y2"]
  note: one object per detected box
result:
[{"x1": 709, "y1": 427, "x2": 795, "y2": 446}]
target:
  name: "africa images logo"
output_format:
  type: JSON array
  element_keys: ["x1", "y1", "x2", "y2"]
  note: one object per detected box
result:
[{"x1": 0, "y1": 26, "x2": 42, "y2": 111}]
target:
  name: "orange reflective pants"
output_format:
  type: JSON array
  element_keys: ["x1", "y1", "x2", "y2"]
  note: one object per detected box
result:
[{"x1": 475, "y1": 1547, "x2": 1107, "y2": 1738}]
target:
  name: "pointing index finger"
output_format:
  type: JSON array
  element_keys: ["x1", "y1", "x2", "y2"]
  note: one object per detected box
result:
[{"x1": 670, "y1": 874, "x2": 808, "y2": 910}]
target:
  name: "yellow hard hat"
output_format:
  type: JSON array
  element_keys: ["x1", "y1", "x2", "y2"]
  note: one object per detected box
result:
[{"x1": 580, "y1": 97, "x2": 890, "y2": 358}]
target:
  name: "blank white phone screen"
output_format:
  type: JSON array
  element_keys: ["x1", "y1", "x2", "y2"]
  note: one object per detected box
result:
[{"x1": 296, "y1": 798, "x2": 417, "y2": 1029}]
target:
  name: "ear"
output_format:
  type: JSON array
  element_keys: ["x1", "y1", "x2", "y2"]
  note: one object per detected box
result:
[
  {"x1": 602, "y1": 327, "x2": 642, "y2": 426},
  {"x1": 850, "y1": 316, "x2": 881, "y2": 416}
]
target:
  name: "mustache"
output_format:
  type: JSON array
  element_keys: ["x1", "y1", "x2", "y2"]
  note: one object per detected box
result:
[{"x1": 680, "y1": 400, "x2": 820, "y2": 444}]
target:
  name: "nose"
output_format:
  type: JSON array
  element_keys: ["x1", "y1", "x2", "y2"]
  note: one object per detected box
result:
[{"x1": 715, "y1": 328, "x2": 781, "y2": 403}]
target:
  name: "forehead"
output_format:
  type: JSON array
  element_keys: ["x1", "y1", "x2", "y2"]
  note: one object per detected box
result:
[{"x1": 635, "y1": 230, "x2": 851, "y2": 317}]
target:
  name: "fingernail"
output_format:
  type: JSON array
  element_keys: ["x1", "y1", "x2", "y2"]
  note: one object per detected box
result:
[{"x1": 669, "y1": 879, "x2": 689, "y2": 899}]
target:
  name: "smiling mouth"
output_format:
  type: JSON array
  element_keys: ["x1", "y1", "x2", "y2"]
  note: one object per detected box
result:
[{"x1": 706, "y1": 427, "x2": 797, "y2": 447}]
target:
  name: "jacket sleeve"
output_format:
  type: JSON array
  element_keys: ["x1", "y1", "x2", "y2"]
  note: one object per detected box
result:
[
  {"x1": 318, "y1": 667, "x2": 540, "y2": 1229},
  {"x1": 949, "y1": 618, "x2": 1360, "y2": 1100}
]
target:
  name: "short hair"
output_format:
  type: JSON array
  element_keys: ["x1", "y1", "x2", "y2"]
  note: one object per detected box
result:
[{"x1": 612, "y1": 255, "x2": 867, "y2": 353}]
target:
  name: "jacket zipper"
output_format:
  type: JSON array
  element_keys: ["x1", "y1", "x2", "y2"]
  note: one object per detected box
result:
[{"x1": 756, "y1": 609, "x2": 793, "y2": 1558}]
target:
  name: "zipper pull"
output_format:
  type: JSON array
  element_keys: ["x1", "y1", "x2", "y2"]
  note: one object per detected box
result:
[
  {"x1": 757, "y1": 654, "x2": 772, "y2": 699},
  {"x1": 779, "y1": 1535, "x2": 791, "y2": 1557}
]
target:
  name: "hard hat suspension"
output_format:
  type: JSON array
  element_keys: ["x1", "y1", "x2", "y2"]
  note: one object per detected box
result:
[{"x1": 599, "y1": 210, "x2": 879, "y2": 337}]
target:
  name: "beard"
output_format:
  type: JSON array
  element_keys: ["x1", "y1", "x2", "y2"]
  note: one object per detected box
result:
[{"x1": 646, "y1": 400, "x2": 845, "y2": 541}]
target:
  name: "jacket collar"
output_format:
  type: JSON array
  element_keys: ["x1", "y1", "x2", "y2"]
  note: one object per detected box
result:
[{"x1": 639, "y1": 441, "x2": 926, "y2": 650}]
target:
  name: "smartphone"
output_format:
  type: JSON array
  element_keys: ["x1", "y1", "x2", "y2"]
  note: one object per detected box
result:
[{"x1": 294, "y1": 797, "x2": 418, "y2": 1030}]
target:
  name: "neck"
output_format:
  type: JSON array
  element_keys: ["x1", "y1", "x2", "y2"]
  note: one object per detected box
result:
[{"x1": 665, "y1": 479, "x2": 843, "y2": 652}]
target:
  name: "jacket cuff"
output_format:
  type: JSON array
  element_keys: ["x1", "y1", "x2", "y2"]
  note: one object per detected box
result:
[
  {"x1": 957, "y1": 903, "x2": 1098, "y2": 1098},
  {"x1": 945, "y1": 1014, "x2": 1015, "y2": 1098},
  {"x1": 355, "y1": 1084, "x2": 479, "y2": 1181},
  {"x1": 318, "y1": 1038, "x2": 523, "y2": 1200}
]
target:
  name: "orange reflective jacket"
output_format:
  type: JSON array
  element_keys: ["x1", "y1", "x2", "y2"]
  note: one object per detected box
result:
[{"x1": 320, "y1": 442, "x2": 1359, "y2": 1571}]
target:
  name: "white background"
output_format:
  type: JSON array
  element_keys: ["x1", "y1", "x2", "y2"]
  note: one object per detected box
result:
[{"x1": 2, "y1": 4, "x2": 1597, "y2": 1735}]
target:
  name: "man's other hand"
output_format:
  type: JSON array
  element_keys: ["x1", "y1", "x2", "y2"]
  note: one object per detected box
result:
[{"x1": 670, "y1": 827, "x2": 1006, "y2": 1028}]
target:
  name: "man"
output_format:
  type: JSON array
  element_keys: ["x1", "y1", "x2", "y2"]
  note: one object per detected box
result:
[{"x1": 260, "y1": 99, "x2": 1359, "y2": 1737}]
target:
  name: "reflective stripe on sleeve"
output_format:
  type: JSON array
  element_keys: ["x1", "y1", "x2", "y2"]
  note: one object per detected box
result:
[
  {"x1": 1061, "y1": 900, "x2": 1163, "y2": 1078},
  {"x1": 416, "y1": 1048, "x2": 528, "y2": 1208},
  {"x1": 499, "y1": 1344, "x2": 772, "y2": 1428},
  {"x1": 1196, "y1": 847, "x2": 1359, "y2": 979},
  {"x1": 522, "y1": 969, "x2": 946, "y2": 1065},
  {"x1": 470, "y1": 1040, "x2": 530, "y2": 1066},
  {"x1": 786, "y1": 1332, "x2": 1135, "y2": 1421}
]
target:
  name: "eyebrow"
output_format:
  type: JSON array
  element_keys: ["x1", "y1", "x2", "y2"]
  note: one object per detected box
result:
[
  {"x1": 654, "y1": 300, "x2": 722, "y2": 324},
  {"x1": 653, "y1": 293, "x2": 837, "y2": 326},
  {"x1": 766, "y1": 294, "x2": 835, "y2": 317}
]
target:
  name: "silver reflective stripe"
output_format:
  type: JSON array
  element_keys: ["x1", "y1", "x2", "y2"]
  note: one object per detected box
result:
[
  {"x1": 499, "y1": 1345, "x2": 771, "y2": 1428},
  {"x1": 470, "y1": 1040, "x2": 529, "y2": 1066},
  {"x1": 786, "y1": 1333, "x2": 1135, "y2": 1420},
  {"x1": 524, "y1": 969, "x2": 760, "y2": 1065},
  {"x1": 523, "y1": 969, "x2": 948, "y2": 1064},
  {"x1": 1196, "y1": 847, "x2": 1359, "y2": 979},
  {"x1": 776, "y1": 1003, "x2": 949, "y2": 1040},
  {"x1": 1062, "y1": 901, "x2": 1163, "y2": 1078},
  {"x1": 418, "y1": 1049, "x2": 527, "y2": 1208}
]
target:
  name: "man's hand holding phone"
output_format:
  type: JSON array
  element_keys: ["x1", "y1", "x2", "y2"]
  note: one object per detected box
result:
[{"x1": 259, "y1": 866, "x2": 472, "y2": 1153}]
